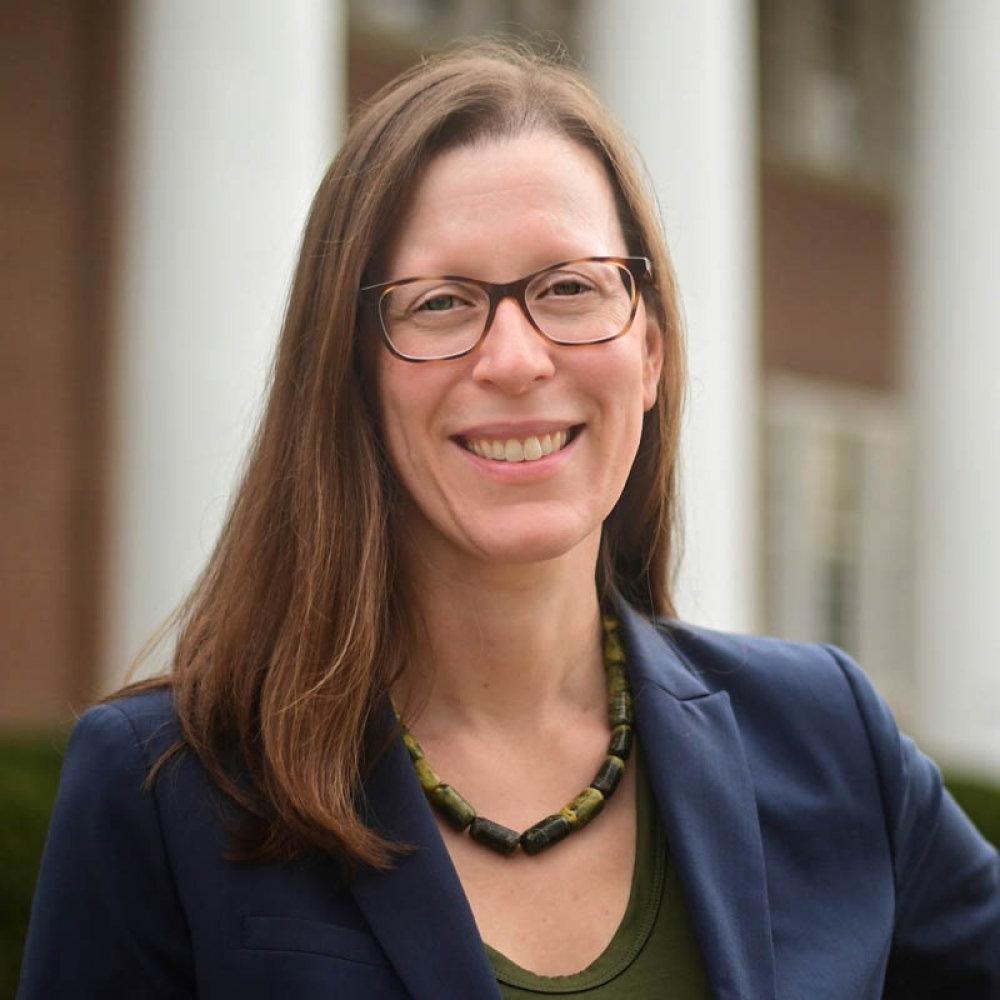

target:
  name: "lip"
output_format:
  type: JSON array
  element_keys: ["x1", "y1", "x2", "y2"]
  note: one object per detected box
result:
[{"x1": 453, "y1": 425, "x2": 583, "y2": 480}]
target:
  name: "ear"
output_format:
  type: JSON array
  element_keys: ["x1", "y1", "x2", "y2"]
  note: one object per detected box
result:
[{"x1": 640, "y1": 305, "x2": 664, "y2": 412}]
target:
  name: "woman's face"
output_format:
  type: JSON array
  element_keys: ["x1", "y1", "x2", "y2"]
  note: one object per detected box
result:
[{"x1": 376, "y1": 131, "x2": 662, "y2": 572}]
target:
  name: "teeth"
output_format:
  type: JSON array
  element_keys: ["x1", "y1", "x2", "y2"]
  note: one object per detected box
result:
[
  {"x1": 464, "y1": 429, "x2": 572, "y2": 463},
  {"x1": 504, "y1": 439, "x2": 524, "y2": 462}
]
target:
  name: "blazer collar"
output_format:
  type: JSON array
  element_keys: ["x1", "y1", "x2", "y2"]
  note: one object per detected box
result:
[
  {"x1": 349, "y1": 698, "x2": 502, "y2": 1000},
  {"x1": 616, "y1": 597, "x2": 776, "y2": 1000},
  {"x1": 350, "y1": 600, "x2": 775, "y2": 1000}
]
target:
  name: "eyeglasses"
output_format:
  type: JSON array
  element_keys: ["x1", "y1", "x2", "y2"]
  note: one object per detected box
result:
[{"x1": 360, "y1": 256, "x2": 652, "y2": 362}]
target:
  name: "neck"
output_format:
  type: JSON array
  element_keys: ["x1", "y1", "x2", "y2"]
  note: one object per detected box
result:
[{"x1": 393, "y1": 532, "x2": 606, "y2": 739}]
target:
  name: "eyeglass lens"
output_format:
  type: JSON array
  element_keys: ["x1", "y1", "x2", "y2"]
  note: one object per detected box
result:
[{"x1": 379, "y1": 260, "x2": 635, "y2": 360}]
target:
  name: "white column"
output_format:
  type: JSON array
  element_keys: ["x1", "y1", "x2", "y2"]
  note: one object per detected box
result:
[
  {"x1": 905, "y1": 2, "x2": 1000, "y2": 774},
  {"x1": 580, "y1": 2, "x2": 760, "y2": 631},
  {"x1": 105, "y1": 1, "x2": 345, "y2": 687}
]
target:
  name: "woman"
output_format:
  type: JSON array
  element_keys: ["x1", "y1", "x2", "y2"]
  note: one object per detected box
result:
[{"x1": 19, "y1": 43, "x2": 999, "y2": 999}]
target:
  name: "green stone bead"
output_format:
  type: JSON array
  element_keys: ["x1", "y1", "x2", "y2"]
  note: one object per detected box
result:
[
  {"x1": 559, "y1": 787, "x2": 606, "y2": 829},
  {"x1": 603, "y1": 632, "x2": 626, "y2": 665},
  {"x1": 430, "y1": 784, "x2": 476, "y2": 830},
  {"x1": 520, "y1": 814, "x2": 573, "y2": 855},
  {"x1": 469, "y1": 817, "x2": 521, "y2": 854},
  {"x1": 607, "y1": 662, "x2": 629, "y2": 697},
  {"x1": 413, "y1": 757, "x2": 440, "y2": 793},
  {"x1": 608, "y1": 724, "x2": 633, "y2": 759},
  {"x1": 591, "y1": 754, "x2": 625, "y2": 797},
  {"x1": 402, "y1": 732, "x2": 424, "y2": 762},
  {"x1": 609, "y1": 689, "x2": 633, "y2": 727}
]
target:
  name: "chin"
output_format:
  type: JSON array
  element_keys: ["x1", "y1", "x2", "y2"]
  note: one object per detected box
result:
[
  {"x1": 459, "y1": 514, "x2": 601, "y2": 567},
  {"x1": 397, "y1": 495, "x2": 608, "y2": 572}
]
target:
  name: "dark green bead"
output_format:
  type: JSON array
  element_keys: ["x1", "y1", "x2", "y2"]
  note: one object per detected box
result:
[
  {"x1": 591, "y1": 754, "x2": 625, "y2": 797},
  {"x1": 402, "y1": 732, "x2": 424, "y2": 762},
  {"x1": 559, "y1": 787, "x2": 605, "y2": 829},
  {"x1": 413, "y1": 757, "x2": 440, "y2": 793},
  {"x1": 430, "y1": 784, "x2": 476, "y2": 830},
  {"x1": 608, "y1": 724, "x2": 633, "y2": 759},
  {"x1": 607, "y1": 662, "x2": 629, "y2": 696},
  {"x1": 520, "y1": 814, "x2": 573, "y2": 855},
  {"x1": 603, "y1": 632, "x2": 626, "y2": 664},
  {"x1": 469, "y1": 817, "x2": 521, "y2": 854},
  {"x1": 609, "y1": 689, "x2": 633, "y2": 727}
]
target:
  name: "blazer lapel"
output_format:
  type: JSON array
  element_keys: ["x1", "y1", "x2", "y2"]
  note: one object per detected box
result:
[
  {"x1": 348, "y1": 701, "x2": 501, "y2": 1000},
  {"x1": 616, "y1": 599, "x2": 777, "y2": 1000}
]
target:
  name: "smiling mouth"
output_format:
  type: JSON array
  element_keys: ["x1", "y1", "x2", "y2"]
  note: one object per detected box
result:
[{"x1": 457, "y1": 426, "x2": 583, "y2": 463}]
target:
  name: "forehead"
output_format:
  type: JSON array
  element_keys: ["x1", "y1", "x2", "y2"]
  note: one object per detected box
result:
[{"x1": 385, "y1": 131, "x2": 626, "y2": 280}]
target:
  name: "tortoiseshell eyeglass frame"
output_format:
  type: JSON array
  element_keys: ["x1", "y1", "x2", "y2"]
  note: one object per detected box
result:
[{"x1": 359, "y1": 255, "x2": 653, "y2": 363}]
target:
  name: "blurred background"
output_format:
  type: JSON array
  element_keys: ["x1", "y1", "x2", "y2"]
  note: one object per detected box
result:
[{"x1": 1, "y1": 0, "x2": 998, "y2": 984}]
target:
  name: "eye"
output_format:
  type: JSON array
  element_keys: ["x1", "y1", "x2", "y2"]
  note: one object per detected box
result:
[
  {"x1": 407, "y1": 283, "x2": 478, "y2": 316},
  {"x1": 534, "y1": 271, "x2": 599, "y2": 300},
  {"x1": 548, "y1": 280, "x2": 589, "y2": 296},
  {"x1": 417, "y1": 294, "x2": 458, "y2": 312}
]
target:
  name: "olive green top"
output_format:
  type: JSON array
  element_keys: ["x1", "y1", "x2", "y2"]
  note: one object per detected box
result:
[{"x1": 483, "y1": 751, "x2": 711, "y2": 997}]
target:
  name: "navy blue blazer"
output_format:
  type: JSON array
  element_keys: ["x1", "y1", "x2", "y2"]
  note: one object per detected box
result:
[{"x1": 19, "y1": 601, "x2": 1000, "y2": 999}]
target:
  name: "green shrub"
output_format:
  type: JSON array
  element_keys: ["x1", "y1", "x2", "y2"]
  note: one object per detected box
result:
[
  {"x1": 0, "y1": 732, "x2": 67, "y2": 999},
  {"x1": 945, "y1": 773, "x2": 1000, "y2": 850}
]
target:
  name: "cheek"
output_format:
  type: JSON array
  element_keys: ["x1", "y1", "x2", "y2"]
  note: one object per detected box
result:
[
  {"x1": 375, "y1": 361, "x2": 413, "y2": 479},
  {"x1": 376, "y1": 358, "x2": 448, "y2": 494},
  {"x1": 592, "y1": 343, "x2": 651, "y2": 434},
  {"x1": 380, "y1": 398, "x2": 416, "y2": 484}
]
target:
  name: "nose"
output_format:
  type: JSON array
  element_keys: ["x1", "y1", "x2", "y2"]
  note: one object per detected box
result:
[{"x1": 471, "y1": 296, "x2": 555, "y2": 393}]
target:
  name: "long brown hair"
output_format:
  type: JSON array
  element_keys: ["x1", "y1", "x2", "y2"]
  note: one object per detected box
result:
[{"x1": 110, "y1": 41, "x2": 687, "y2": 869}]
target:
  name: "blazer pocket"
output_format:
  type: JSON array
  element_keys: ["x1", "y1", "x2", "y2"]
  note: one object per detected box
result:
[{"x1": 241, "y1": 914, "x2": 389, "y2": 967}]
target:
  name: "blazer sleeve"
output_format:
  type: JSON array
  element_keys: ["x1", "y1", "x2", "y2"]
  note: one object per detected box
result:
[
  {"x1": 825, "y1": 644, "x2": 1000, "y2": 997},
  {"x1": 17, "y1": 703, "x2": 195, "y2": 999}
]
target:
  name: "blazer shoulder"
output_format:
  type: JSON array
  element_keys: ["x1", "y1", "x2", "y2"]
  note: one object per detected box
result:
[
  {"x1": 644, "y1": 617, "x2": 903, "y2": 755},
  {"x1": 69, "y1": 687, "x2": 181, "y2": 769},
  {"x1": 652, "y1": 616, "x2": 850, "y2": 694},
  {"x1": 21, "y1": 690, "x2": 197, "y2": 997},
  {"x1": 94, "y1": 685, "x2": 178, "y2": 729}
]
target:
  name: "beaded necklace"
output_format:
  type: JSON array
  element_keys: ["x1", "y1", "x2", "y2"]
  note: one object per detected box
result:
[{"x1": 395, "y1": 614, "x2": 634, "y2": 856}]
